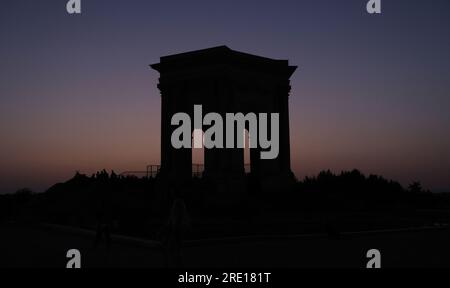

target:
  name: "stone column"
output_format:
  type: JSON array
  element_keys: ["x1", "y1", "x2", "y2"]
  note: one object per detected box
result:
[
  {"x1": 279, "y1": 84, "x2": 292, "y2": 173},
  {"x1": 160, "y1": 82, "x2": 192, "y2": 181}
]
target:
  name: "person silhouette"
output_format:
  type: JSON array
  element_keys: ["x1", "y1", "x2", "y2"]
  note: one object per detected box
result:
[
  {"x1": 94, "y1": 206, "x2": 112, "y2": 250},
  {"x1": 163, "y1": 194, "x2": 191, "y2": 267},
  {"x1": 94, "y1": 187, "x2": 113, "y2": 251}
]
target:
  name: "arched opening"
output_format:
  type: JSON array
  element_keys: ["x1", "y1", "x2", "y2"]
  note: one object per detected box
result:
[
  {"x1": 243, "y1": 129, "x2": 251, "y2": 173},
  {"x1": 192, "y1": 129, "x2": 204, "y2": 177}
]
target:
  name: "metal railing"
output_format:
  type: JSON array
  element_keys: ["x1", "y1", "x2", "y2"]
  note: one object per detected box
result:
[
  {"x1": 146, "y1": 165, "x2": 161, "y2": 178},
  {"x1": 120, "y1": 163, "x2": 251, "y2": 179},
  {"x1": 192, "y1": 163, "x2": 204, "y2": 178},
  {"x1": 119, "y1": 165, "x2": 160, "y2": 178}
]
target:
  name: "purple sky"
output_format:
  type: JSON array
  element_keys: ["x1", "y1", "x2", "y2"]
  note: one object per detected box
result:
[{"x1": 1, "y1": 0, "x2": 450, "y2": 193}]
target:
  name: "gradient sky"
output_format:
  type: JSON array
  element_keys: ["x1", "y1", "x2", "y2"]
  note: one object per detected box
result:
[{"x1": 1, "y1": 0, "x2": 450, "y2": 193}]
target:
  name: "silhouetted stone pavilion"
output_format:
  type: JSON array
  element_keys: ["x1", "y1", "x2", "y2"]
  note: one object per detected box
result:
[{"x1": 151, "y1": 46, "x2": 296, "y2": 201}]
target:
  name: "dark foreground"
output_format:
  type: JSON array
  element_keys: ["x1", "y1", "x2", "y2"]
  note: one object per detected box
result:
[{"x1": 1, "y1": 222, "x2": 449, "y2": 268}]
